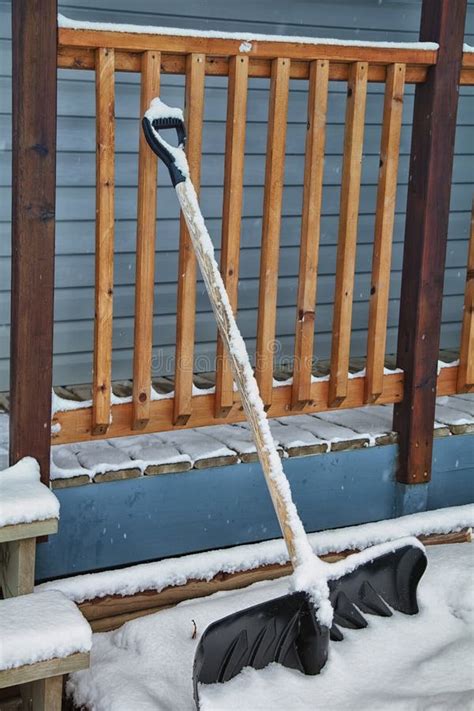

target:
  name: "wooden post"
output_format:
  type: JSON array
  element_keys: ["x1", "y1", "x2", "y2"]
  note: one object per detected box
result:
[
  {"x1": 393, "y1": 0, "x2": 467, "y2": 485},
  {"x1": 328, "y1": 62, "x2": 368, "y2": 407},
  {"x1": 457, "y1": 199, "x2": 474, "y2": 393},
  {"x1": 365, "y1": 63, "x2": 405, "y2": 404},
  {"x1": 291, "y1": 60, "x2": 329, "y2": 409},
  {"x1": 10, "y1": 0, "x2": 57, "y2": 485},
  {"x1": 92, "y1": 47, "x2": 115, "y2": 435},
  {"x1": 173, "y1": 53, "x2": 205, "y2": 425},
  {"x1": 214, "y1": 56, "x2": 249, "y2": 418},
  {"x1": 132, "y1": 51, "x2": 161, "y2": 429},
  {"x1": 255, "y1": 58, "x2": 290, "y2": 408}
]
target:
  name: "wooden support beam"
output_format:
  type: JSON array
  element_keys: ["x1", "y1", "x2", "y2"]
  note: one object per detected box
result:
[
  {"x1": 291, "y1": 60, "x2": 329, "y2": 409},
  {"x1": 365, "y1": 63, "x2": 406, "y2": 403},
  {"x1": 215, "y1": 56, "x2": 249, "y2": 417},
  {"x1": 255, "y1": 57, "x2": 290, "y2": 407},
  {"x1": 457, "y1": 199, "x2": 474, "y2": 392},
  {"x1": 0, "y1": 539, "x2": 36, "y2": 597},
  {"x1": 132, "y1": 51, "x2": 161, "y2": 429},
  {"x1": 57, "y1": 28, "x2": 438, "y2": 67},
  {"x1": 52, "y1": 371, "x2": 405, "y2": 444},
  {"x1": 0, "y1": 653, "x2": 89, "y2": 690},
  {"x1": 57, "y1": 46, "x2": 433, "y2": 84},
  {"x1": 10, "y1": 0, "x2": 57, "y2": 485},
  {"x1": 173, "y1": 53, "x2": 205, "y2": 425},
  {"x1": 92, "y1": 47, "x2": 115, "y2": 435},
  {"x1": 328, "y1": 62, "x2": 368, "y2": 406},
  {"x1": 393, "y1": 0, "x2": 467, "y2": 484}
]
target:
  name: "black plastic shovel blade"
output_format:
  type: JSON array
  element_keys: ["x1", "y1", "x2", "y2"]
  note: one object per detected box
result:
[
  {"x1": 328, "y1": 543, "x2": 427, "y2": 640},
  {"x1": 193, "y1": 544, "x2": 427, "y2": 708},
  {"x1": 193, "y1": 591, "x2": 329, "y2": 706}
]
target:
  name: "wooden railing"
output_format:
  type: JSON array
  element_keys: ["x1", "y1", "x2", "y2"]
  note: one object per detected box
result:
[{"x1": 9, "y1": 1, "x2": 471, "y2": 486}]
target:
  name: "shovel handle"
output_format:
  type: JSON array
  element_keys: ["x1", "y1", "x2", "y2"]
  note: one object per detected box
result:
[
  {"x1": 142, "y1": 101, "x2": 316, "y2": 571},
  {"x1": 142, "y1": 115, "x2": 187, "y2": 187}
]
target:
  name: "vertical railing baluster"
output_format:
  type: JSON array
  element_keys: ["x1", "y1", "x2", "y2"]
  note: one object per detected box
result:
[
  {"x1": 328, "y1": 61, "x2": 368, "y2": 407},
  {"x1": 92, "y1": 47, "x2": 115, "y2": 435},
  {"x1": 214, "y1": 55, "x2": 249, "y2": 418},
  {"x1": 174, "y1": 53, "x2": 205, "y2": 424},
  {"x1": 365, "y1": 63, "x2": 406, "y2": 403},
  {"x1": 291, "y1": 59, "x2": 329, "y2": 409},
  {"x1": 255, "y1": 57, "x2": 290, "y2": 408},
  {"x1": 457, "y1": 199, "x2": 474, "y2": 392},
  {"x1": 132, "y1": 50, "x2": 161, "y2": 429}
]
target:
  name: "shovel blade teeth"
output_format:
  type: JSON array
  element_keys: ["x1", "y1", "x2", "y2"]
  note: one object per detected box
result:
[
  {"x1": 329, "y1": 544, "x2": 427, "y2": 619},
  {"x1": 330, "y1": 623, "x2": 344, "y2": 642},
  {"x1": 333, "y1": 591, "x2": 368, "y2": 629},
  {"x1": 359, "y1": 581, "x2": 392, "y2": 617}
]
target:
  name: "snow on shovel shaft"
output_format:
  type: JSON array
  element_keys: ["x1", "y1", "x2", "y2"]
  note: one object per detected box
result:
[{"x1": 141, "y1": 100, "x2": 427, "y2": 706}]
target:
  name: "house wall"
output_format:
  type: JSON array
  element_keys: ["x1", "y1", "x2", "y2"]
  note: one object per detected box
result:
[
  {"x1": 36, "y1": 434, "x2": 474, "y2": 580},
  {"x1": 0, "y1": 0, "x2": 473, "y2": 389}
]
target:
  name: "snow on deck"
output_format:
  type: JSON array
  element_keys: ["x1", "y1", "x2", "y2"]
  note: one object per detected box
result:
[
  {"x1": 0, "y1": 590, "x2": 91, "y2": 671},
  {"x1": 58, "y1": 14, "x2": 438, "y2": 51},
  {"x1": 66, "y1": 542, "x2": 473, "y2": 711},
  {"x1": 0, "y1": 457, "x2": 59, "y2": 527},
  {"x1": 0, "y1": 393, "x2": 472, "y2": 484},
  {"x1": 37, "y1": 504, "x2": 473, "y2": 603}
]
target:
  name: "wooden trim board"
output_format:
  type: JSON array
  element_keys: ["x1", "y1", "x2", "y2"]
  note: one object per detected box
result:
[
  {"x1": 0, "y1": 520, "x2": 58, "y2": 544},
  {"x1": 77, "y1": 529, "x2": 471, "y2": 632},
  {"x1": 58, "y1": 28, "x2": 437, "y2": 66},
  {"x1": 0, "y1": 653, "x2": 89, "y2": 689}
]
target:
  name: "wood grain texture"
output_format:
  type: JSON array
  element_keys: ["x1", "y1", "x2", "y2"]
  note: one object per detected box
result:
[
  {"x1": 365, "y1": 63, "x2": 406, "y2": 403},
  {"x1": 0, "y1": 538, "x2": 36, "y2": 597},
  {"x1": 255, "y1": 57, "x2": 290, "y2": 407},
  {"x1": 0, "y1": 519, "x2": 58, "y2": 544},
  {"x1": 328, "y1": 62, "x2": 368, "y2": 406},
  {"x1": 393, "y1": 0, "x2": 467, "y2": 484},
  {"x1": 457, "y1": 199, "x2": 474, "y2": 392},
  {"x1": 291, "y1": 60, "x2": 329, "y2": 409},
  {"x1": 10, "y1": 0, "x2": 57, "y2": 484},
  {"x1": 92, "y1": 47, "x2": 115, "y2": 435},
  {"x1": 0, "y1": 653, "x2": 89, "y2": 690},
  {"x1": 30, "y1": 675, "x2": 63, "y2": 711},
  {"x1": 215, "y1": 56, "x2": 249, "y2": 417},
  {"x1": 58, "y1": 28, "x2": 437, "y2": 67},
  {"x1": 51, "y1": 372, "x2": 404, "y2": 445},
  {"x1": 132, "y1": 51, "x2": 161, "y2": 429},
  {"x1": 173, "y1": 53, "x2": 205, "y2": 425},
  {"x1": 57, "y1": 46, "x2": 431, "y2": 83}
]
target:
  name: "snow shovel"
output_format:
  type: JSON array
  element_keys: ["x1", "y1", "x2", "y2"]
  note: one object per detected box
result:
[{"x1": 142, "y1": 100, "x2": 427, "y2": 708}]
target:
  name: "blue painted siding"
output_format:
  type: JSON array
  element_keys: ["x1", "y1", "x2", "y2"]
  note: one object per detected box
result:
[{"x1": 36, "y1": 434, "x2": 474, "y2": 581}]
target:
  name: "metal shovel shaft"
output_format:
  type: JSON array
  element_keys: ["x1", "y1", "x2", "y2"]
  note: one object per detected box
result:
[{"x1": 175, "y1": 179, "x2": 314, "y2": 570}]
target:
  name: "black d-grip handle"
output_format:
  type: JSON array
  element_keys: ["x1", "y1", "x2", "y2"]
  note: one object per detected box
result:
[{"x1": 142, "y1": 116, "x2": 187, "y2": 187}]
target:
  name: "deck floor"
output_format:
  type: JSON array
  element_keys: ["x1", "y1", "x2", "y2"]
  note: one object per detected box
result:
[{"x1": 1, "y1": 393, "x2": 472, "y2": 488}]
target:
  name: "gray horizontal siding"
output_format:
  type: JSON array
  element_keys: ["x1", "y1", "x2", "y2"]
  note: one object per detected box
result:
[{"x1": 0, "y1": 0, "x2": 473, "y2": 387}]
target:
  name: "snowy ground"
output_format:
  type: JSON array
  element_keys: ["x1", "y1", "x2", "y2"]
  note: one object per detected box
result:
[{"x1": 68, "y1": 542, "x2": 474, "y2": 711}]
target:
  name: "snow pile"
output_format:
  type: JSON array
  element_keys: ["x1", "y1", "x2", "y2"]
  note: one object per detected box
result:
[
  {"x1": 67, "y1": 542, "x2": 473, "y2": 711},
  {"x1": 0, "y1": 590, "x2": 91, "y2": 671},
  {"x1": 57, "y1": 14, "x2": 438, "y2": 51},
  {"x1": 0, "y1": 457, "x2": 59, "y2": 527},
  {"x1": 38, "y1": 504, "x2": 473, "y2": 604}
]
